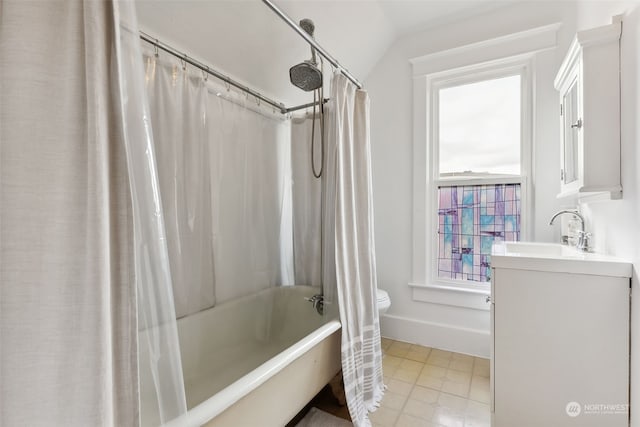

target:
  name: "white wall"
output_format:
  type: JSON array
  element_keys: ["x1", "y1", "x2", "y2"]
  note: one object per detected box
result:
[
  {"x1": 571, "y1": 2, "x2": 640, "y2": 426},
  {"x1": 365, "y1": 2, "x2": 578, "y2": 357},
  {"x1": 368, "y1": 0, "x2": 640, "y2": 421},
  {"x1": 135, "y1": 0, "x2": 396, "y2": 107}
]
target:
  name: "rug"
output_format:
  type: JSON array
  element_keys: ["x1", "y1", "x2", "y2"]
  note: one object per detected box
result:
[{"x1": 295, "y1": 407, "x2": 353, "y2": 427}]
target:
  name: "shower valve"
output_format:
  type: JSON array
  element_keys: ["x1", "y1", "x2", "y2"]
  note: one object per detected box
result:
[
  {"x1": 305, "y1": 294, "x2": 322, "y2": 308},
  {"x1": 305, "y1": 294, "x2": 324, "y2": 314}
]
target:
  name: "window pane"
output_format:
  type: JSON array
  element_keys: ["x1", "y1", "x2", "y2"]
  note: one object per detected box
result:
[
  {"x1": 439, "y1": 75, "x2": 521, "y2": 176},
  {"x1": 437, "y1": 183, "x2": 521, "y2": 282}
]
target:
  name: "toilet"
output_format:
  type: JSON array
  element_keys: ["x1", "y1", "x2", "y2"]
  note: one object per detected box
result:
[{"x1": 377, "y1": 288, "x2": 391, "y2": 314}]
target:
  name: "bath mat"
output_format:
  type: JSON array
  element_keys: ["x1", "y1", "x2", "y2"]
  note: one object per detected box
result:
[{"x1": 295, "y1": 407, "x2": 353, "y2": 427}]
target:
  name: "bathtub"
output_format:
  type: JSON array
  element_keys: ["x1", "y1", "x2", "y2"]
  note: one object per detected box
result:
[{"x1": 140, "y1": 285, "x2": 342, "y2": 427}]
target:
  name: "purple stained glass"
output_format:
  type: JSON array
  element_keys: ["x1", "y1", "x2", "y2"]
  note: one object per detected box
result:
[{"x1": 437, "y1": 183, "x2": 521, "y2": 282}]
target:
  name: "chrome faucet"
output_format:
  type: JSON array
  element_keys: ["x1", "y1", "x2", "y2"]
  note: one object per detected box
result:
[
  {"x1": 549, "y1": 210, "x2": 591, "y2": 252},
  {"x1": 305, "y1": 294, "x2": 324, "y2": 315}
]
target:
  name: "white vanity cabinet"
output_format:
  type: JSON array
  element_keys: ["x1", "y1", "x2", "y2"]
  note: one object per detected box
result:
[
  {"x1": 490, "y1": 241, "x2": 631, "y2": 427},
  {"x1": 554, "y1": 19, "x2": 622, "y2": 199}
]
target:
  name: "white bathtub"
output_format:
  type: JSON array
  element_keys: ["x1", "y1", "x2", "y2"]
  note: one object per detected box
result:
[{"x1": 141, "y1": 285, "x2": 342, "y2": 427}]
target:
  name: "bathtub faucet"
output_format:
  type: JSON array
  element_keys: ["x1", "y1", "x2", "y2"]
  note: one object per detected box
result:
[{"x1": 305, "y1": 294, "x2": 324, "y2": 315}]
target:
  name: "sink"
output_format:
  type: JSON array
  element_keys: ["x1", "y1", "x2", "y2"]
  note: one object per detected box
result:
[
  {"x1": 491, "y1": 241, "x2": 632, "y2": 277},
  {"x1": 499, "y1": 241, "x2": 577, "y2": 257}
]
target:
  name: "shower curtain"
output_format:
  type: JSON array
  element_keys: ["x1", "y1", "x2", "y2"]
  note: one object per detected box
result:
[
  {"x1": 144, "y1": 53, "x2": 215, "y2": 319},
  {"x1": 143, "y1": 49, "x2": 294, "y2": 312},
  {"x1": 291, "y1": 116, "x2": 323, "y2": 288},
  {"x1": 1, "y1": 1, "x2": 186, "y2": 425},
  {"x1": 327, "y1": 73, "x2": 385, "y2": 427},
  {"x1": 207, "y1": 86, "x2": 295, "y2": 302}
]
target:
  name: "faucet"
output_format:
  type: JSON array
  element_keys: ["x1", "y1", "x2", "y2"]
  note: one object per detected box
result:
[
  {"x1": 549, "y1": 210, "x2": 590, "y2": 252},
  {"x1": 305, "y1": 294, "x2": 324, "y2": 315}
]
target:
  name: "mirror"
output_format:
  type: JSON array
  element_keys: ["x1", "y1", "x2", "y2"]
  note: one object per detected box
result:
[{"x1": 562, "y1": 78, "x2": 579, "y2": 184}]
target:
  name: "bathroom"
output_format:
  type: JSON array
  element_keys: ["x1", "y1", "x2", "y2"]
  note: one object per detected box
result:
[{"x1": 1, "y1": 1, "x2": 639, "y2": 427}]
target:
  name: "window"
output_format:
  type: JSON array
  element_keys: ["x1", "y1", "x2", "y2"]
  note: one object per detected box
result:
[
  {"x1": 439, "y1": 75, "x2": 521, "y2": 176},
  {"x1": 434, "y1": 73, "x2": 526, "y2": 284},
  {"x1": 419, "y1": 60, "x2": 531, "y2": 290},
  {"x1": 410, "y1": 24, "x2": 556, "y2": 307}
]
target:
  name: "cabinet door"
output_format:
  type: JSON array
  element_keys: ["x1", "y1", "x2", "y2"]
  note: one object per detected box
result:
[
  {"x1": 493, "y1": 268, "x2": 629, "y2": 427},
  {"x1": 561, "y1": 77, "x2": 580, "y2": 186}
]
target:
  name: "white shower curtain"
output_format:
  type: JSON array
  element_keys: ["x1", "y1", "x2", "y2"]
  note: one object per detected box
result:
[
  {"x1": 207, "y1": 87, "x2": 295, "y2": 302},
  {"x1": 144, "y1": 52, "x2": 215, "y2": 319},
  {"x1": 291, "y1": 116, "x2": 323, "y2": 288},
  {"x1": 142, "y1": 48, "x2": 294, "y2": 310},
  {"x1": 1, "y1": 1, "x2": 187, "y2": 425},
  {"x1": 1, "y1": 2, "x2": 138, "y2": 424},
  {"x1": 329, "y1": 73, "x2": 385, "y2": 427}
]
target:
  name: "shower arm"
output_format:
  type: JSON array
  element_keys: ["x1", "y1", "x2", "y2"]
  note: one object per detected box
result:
[{"x1": 261, "y1": 0, "x2": 364, "y2": 90}]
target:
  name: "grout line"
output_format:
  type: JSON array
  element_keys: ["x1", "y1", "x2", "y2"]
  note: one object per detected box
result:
[
  {"x1": 382, "y1": 345, "x2": 491, "y2": 426},
  {"x1": 467, "y1": 357, "x2": 476, "y2": 400},
  {"x1": 393, "y1": 383, "x2": 413, "y2": 427}
]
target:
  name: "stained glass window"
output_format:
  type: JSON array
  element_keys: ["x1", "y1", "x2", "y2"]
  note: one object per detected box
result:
[{"x1": 437, "y1": 183, "x2": 521, "y2": 282}]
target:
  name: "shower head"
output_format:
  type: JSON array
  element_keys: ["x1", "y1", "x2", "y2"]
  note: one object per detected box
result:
[
  {"x1": 290, "y1": 18, "x2": 323, "y2": 92},
  {"x1": 290, "y1": 61, "x2": 323, "y2": 92},
  {"x1": 299, "y1": 18, "x2": 315, "y2": 37}
]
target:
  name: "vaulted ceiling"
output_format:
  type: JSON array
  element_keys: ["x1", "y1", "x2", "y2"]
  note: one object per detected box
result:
[{"x1": 135, "y1": 0, "x2": 506, "y2": 107}]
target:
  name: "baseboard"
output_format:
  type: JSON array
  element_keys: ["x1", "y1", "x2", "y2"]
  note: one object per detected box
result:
[{"x1": 380, "y1": 314, "x2": 490, "y2": 358}]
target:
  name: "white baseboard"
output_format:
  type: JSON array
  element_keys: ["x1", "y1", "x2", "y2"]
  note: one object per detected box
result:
[{"x1": 380, "y1": 314, "x2": 490, "y2": 358}]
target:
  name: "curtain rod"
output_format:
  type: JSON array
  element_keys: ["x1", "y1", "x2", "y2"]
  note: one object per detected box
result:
[
  {"x1": 140, "y1": 31, "x2": 288, "y2": 114},
  {"x1": 285, "y1": 98, "x2": 329, "y2": 114},
  {"x1": 261, "y1": 0, "x2": 363, "y2": 89}
]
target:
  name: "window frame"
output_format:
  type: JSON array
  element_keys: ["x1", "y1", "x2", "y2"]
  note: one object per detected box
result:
[
  {"x1": 424, "y1": 57, "x2": 533, "y2": 293},
  {"x1": 408, "y1": 23, "x2": 560, "y2": 310}
]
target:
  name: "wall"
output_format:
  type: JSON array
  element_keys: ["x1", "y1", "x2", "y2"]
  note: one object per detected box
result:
[
  {"x1": 368, "y1": 0, "x2": 640, "y2": 420},
  {"x1": 572, "y1": 2, "x2": 640, "y2": 426},
  {"x1": 135, "y1": 0, "x2": 396, "y2": 107},
  {"x1": 365, "y1": 2, "x2": 578, "y2": 357}
]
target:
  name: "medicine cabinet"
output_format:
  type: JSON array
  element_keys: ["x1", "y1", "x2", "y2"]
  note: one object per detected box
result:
[{"x1": 554, "y1": 18, "x2": 622, "y2": 199}]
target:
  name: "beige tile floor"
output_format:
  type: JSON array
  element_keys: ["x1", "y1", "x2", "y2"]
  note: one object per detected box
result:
[{"x1": 372, "y1": 338, "x2": 491, "y2": 427}]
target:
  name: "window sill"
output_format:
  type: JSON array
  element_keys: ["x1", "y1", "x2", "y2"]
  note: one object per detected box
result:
[{"x1": 409, "y1": 282, "x2": 491, "y2": 311}]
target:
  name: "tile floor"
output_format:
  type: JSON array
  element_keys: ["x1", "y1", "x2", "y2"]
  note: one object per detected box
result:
[
  {"x1": 289, "y1": 338, "x2": 492, "y2": 427},
  {"x1": 372, "y1": 338, "x2": 491, "y2": 427}
]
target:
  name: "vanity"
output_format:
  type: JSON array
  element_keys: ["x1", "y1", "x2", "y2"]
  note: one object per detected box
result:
[{"x1": 490, "y1": 241, "x2": 631, "y2": 427}]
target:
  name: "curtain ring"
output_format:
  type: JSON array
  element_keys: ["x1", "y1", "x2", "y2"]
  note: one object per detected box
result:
[
  {"x1": 203, "y1": 67, "x2": 209, "y2": 82},
  {"x1": 225, "y1": 81, "x2": 231, "y2": 92},
  {"x1": 256, "y1": 96, "x2": 261, "y2": 106},
  {"x1": 180, "y1": 57, "x2": 187, "y2": 71},
  {"x1": 154, "y1": 41, "x2": 159, "y2": 58}
]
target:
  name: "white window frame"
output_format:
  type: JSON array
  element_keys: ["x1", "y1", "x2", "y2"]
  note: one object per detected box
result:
[
  {"x1": 409, "y1": 23, "x2": 560, "y2": 307},
  {"x1": 428, "y1": 60, "x2": 532, "y2": 292}
]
